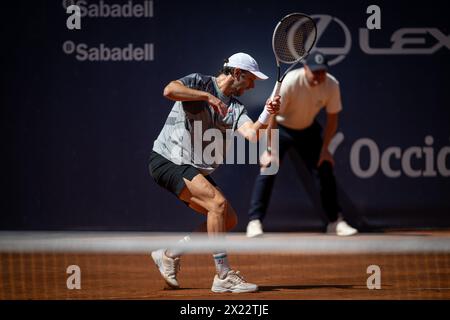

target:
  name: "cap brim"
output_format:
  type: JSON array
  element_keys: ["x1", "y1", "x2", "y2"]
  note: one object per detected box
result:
[
  {"x1": 250, "y1": 71, "x2": 269, "y2": 80},
  {"x1": 308, "y1": 64, "x2": 328, "y2": 72}
]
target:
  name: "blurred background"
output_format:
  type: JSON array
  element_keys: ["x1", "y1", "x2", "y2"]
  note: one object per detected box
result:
[{"x1": 1, "y1": 0, "x2": 449, "y2": 232}]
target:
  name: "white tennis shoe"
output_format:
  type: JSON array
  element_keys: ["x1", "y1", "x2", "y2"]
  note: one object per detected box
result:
[
  {"x1": 327, "y1": 217, "x2": 358, "y2": 236},
  {"x1": 246, "y1": 219, "x2": 264, "y2": 238},
  {"x1": 211, "y1": 270, "x2": 258, "y2": 293},
  {"x1": 151, "y1": 249, "x2": 180, "y2": 288}
]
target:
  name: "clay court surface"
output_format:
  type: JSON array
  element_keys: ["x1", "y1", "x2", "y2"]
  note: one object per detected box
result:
[{"x1": 1, "y1": 231, "x2": 449, "y2": 300}]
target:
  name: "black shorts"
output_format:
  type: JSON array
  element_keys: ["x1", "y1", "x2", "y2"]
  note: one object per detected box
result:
[{"x1": 148, "y1": 150, "x2": 217, "y2": 198}]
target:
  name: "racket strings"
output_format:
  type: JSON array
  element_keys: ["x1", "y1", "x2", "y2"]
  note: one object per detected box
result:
[{"x1": 273, "y1": 15, "x2": 316, "y2": 64}]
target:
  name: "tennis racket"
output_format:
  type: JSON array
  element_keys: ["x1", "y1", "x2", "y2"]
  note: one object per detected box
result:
[
  {"x1": 266, "y1": 13, "x2": 317, "y2": 150},
  {"x1": 271, "y1": 12, "x2": 317, "y2": 98}
]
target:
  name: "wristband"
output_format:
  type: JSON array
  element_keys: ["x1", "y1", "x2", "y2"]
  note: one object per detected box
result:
[{"x1": 258, "y1": 108, "x2": 271, "y2": 125}]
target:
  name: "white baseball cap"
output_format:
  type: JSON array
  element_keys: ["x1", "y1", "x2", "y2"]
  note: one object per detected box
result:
[{"x1": 224, "y1": 52, "x2": 269, "y2": 80}]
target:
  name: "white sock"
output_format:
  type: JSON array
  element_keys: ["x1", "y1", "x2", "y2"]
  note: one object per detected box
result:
[
  {"x1": 165, "y1": 222, "x2": 207, "y2": 258},
  {"x1": 213, "y1": 252, "x2": 230, "y2": 279},
  {"x1": 165, "y1": 235, "x2": 191, "y2": 258}
]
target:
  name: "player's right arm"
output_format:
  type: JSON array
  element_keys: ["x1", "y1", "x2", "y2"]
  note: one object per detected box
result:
[{"x1": 163, "y1": 80, "x2": 228, "y2": 116}]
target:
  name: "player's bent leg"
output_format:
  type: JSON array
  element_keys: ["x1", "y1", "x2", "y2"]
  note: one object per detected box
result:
[
  {"x1": 179, "y1": 175, "x2": 257, "y2": 293},
  {"x1": 181, "y1": 185, "x2": 237, "y2": 231},
  {"x1": 151, "y1": 176, "x2": 217, "y2": 290},
  {"x1": 184, "y1": 194, "x2": 238, "y2": 232},
  {"x1": 180, "y1": 174, "x2": 228, "y2": 234}
]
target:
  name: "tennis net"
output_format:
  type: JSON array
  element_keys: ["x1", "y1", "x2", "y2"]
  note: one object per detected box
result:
[{"x1": 1, "y1": 231, "x2": 449, "y2": 299}]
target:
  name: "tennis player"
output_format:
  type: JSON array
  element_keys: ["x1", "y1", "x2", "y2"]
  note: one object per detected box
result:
[{"x1": 149, "y1": 52, "x2": 280, "y2": 293}]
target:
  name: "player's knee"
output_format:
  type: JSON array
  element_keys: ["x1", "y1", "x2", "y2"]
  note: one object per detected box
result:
[{"x1": 210, "y1": 195, "x2": 227, "y2": 215}]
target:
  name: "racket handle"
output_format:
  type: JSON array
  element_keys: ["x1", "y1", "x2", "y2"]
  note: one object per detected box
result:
[{"x1": 271, "y1": 81, "x2": 282, "y2": 99}]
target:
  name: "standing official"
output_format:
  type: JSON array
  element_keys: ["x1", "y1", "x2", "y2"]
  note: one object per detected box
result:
[{"x1": 246, "y1": 51, "x2": 358, "y2": 237}]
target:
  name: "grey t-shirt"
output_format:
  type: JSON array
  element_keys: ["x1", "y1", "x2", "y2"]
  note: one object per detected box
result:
[{"x1": 153, "y1": 73, "x2": 252, "y2": 175}]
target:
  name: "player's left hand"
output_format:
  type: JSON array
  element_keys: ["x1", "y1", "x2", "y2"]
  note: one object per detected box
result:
[
  {"x1": 318, "y1": 148, "x2": 335, "y2": 167},
  {"x1": 265, "y1": 95, "x2": 281, "y2": 114}
]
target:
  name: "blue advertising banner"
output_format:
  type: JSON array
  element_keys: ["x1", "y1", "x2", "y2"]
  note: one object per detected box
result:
[{"x1": 1, "y1": 0, "x2": 449, "y2": 231}]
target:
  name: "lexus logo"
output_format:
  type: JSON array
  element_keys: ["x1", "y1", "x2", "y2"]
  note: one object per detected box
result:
[
  {"x1": 311, "y1": 14, "x2": 352, "y2": 66},
  {"x1": 310, "y1": 14, "x2": 449, "y2": 65}
]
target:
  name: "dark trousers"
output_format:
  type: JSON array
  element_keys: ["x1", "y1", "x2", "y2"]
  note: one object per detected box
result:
[{"x1": 248, "y1": 122, "x2": 341, "y2": 223}]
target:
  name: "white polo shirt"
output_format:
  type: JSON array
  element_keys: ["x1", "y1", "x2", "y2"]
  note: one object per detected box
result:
[{"x1": 275, "y1": 67, "x2": 342, "y2": 130}]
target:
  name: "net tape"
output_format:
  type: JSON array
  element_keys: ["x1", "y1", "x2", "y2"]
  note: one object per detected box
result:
[{"x1": 1, "y1": 232, "x2": 449, "y2": 254}]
